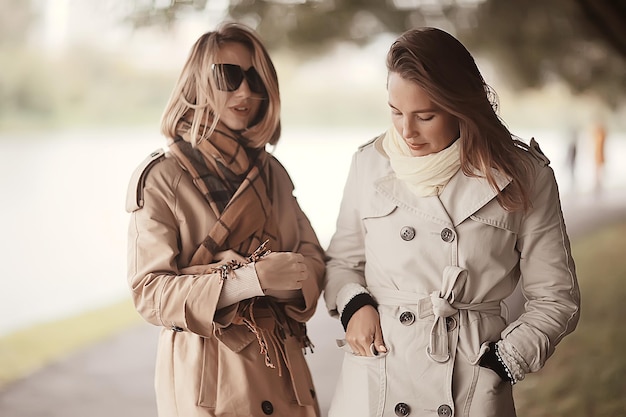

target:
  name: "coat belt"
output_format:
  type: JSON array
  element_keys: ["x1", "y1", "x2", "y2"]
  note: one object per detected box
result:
[{"x1": 368, "y1": 286, "x2": 501, "y2": 363}]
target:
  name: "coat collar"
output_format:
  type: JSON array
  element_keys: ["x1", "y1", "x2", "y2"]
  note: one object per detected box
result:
[
  {"x1": 373, "y1": 137, "x2": 511, "y2": 227},
  {"x1": 439, "y1": 167, "x2": 511, "y2": 226}
]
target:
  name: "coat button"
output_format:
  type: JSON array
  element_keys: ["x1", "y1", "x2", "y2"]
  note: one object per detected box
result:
[
  {"x1": 171, "y1": 325, "x2": 183, "y2": 332},
  {"x1": 440, "y1": 228, "x2": 454, "y2": 242},
  {"x1": 446, "y1": 317, "x2": 457, "y2": 332},
  {"x1": 399, "y1": 311, "x2": 415, "y2": 326},
  {"x1": 400, "y1": 226, "x2": 416, "y2": 241},
  {"x1": 261, "y1": 400, "x2": 274, "y2": 415},
  {"x1": 395, "y1": 402, "x2": 411, "y2": 416},
  {"x1": 437, "y1": 404, "x2": 452, "y2": 416}
]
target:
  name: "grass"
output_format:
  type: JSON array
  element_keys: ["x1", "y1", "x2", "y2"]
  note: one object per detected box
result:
[
  {"x1": 513, "y1": 222, "x2": 626, "y2": 416},
  {"x1": 0, "y1": 298, "x2": 142, "y2": 388},
  {"x1": 0, "y1": 223, "x2": 625, "y2": 415}
]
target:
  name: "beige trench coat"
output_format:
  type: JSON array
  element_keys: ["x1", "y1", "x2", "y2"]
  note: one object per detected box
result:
[
  {"x1": 126, "y1": 149, "x2": 325, "y2": 417},
  {"x1": 324, "y1": 136, "x2": 580, "y2": 417}
]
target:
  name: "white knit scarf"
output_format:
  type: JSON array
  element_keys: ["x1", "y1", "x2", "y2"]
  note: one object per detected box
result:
[{"x1": 382, "y1": 126, "x2": 462, "y2": 197}]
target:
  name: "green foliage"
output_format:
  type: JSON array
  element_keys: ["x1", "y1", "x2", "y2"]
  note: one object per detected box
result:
[
  {"x1": 2, "y1": 0, "x2": 623, "y2": 131},
  {"x1": 125, "y1": 0, "x2": 626, "y2": 107},
  {"x1": 0, "y1": 298, "x2": 142, "y2": 388},
  {"x1": 463, "y1": 0, "x2": 626, "y2": 107},
  {"x1": 0, "y1": 48, "x2": 58, "y2": 127},
  {"x1": 0, "y1": 0, "x2": 37, "y2": 46},
  {"x1": 0, "y1": 45, "x2": 175, "y2": 131}
]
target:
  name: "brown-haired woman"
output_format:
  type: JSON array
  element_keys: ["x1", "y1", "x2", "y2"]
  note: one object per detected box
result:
[
  {"x1": 324, "y1": 27, "x2": 580, "y2": 417},
  {"x1": 126, "y1": 22, "x2": 324, "y2": 417}
]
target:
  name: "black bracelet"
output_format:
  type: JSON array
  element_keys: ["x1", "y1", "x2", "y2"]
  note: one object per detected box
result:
[{"x1": 340, "y1": 293, "x2": 378, "y2": 331}]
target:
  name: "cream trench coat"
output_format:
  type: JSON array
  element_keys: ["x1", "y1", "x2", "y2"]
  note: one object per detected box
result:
[
  {"x1": 324, "y1": 136, "x2": 580, "y2": 417},
  {"x1": 126, "y1": 150, "x2": 325, "y2": 417}
]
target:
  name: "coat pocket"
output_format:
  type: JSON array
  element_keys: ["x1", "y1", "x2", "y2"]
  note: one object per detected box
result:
[
  {"x1": 469, "y1": 364, "x2": 515, "y2": 417},
  {"x1": 198, "y1": 324, "x2": 259, "y2": 408},
  {"x1": 328, "y1": 342, "x2": 389, "y2": 417},
  {"x1": 360, "y1": 197, "x2": 397, "y2": 221},
  {"x1": 360, "y1": 199, "x2": 398, "y2": 244}
]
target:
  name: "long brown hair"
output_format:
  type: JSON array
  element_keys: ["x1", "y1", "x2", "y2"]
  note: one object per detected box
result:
[
  {"x1": 161, "y1": 22, "x2": 281, "y2": 148},
  {"x1": 387, "y1": 27, "x2": 533, "y2": 211}
]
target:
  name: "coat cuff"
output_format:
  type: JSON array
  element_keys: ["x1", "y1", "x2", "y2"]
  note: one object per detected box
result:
[
  {"x1": 496, "y1": 339, "x2": 530, "y2": 384},
  {"x1": 340, "y1": 293, "x2": 378, "y2": 331},
  {"x1": 336, "y1": 283, "x2": 370, "y2": 315},
  {"x1": 215, "y1": 263, "x2": 264, "y2": 309}
]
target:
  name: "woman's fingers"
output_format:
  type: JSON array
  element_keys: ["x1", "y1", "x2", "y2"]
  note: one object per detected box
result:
[
  {"x1": 255, "y1": 252, "x2": 309, "y2": 291},
  {"x1": 373, "y1": 326, "x2": 387, "y2": 354},
  {"x1": 345, "y1": 305, "x2": 384, "y2": 357}
]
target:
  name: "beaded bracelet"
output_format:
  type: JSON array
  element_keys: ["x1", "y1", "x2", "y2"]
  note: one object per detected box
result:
[
  {"x1": 210, "y1": 239, "x2": 271, "y2": 280},
  {"x1": 494, "y1": 342, "x2": 517, "y2": 385}
]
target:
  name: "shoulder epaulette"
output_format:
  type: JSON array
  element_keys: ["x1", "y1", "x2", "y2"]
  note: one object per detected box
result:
[
  {"x1": 528, "y1": 138, "x2": 550, "y2": 166},
  {"x1": 358, "y1": 134, "x2": 384, "y2": 151},
  {"x1": 125, "y1": 148, "x2": 166, "y2": 212}
]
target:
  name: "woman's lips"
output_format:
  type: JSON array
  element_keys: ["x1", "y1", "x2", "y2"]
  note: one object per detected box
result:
[{"x1": 406, "y1": 141, "x2": 426, "y2": 151}]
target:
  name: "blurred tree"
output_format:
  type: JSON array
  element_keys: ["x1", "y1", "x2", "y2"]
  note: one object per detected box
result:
[
  {"x1": 0, "y1": 0, "x2": 36, "y2": 46},
  {"x1": 462, "y1": 0, "x2": 626, "y2": 107},
  {"x1": 124, "y1": 0, "x2": 626, "y2": 106},
  {"x1": 0, "y1": 0, "x2": 46, "y2": 124}
]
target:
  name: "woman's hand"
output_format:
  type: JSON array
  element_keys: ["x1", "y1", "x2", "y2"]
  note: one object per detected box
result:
[
  {"x1": 345, "y1": 304, "x2": 387, "y2": 357},
  {"x1": 254, "y1": 252, "x2": 308, "y2": 291}
]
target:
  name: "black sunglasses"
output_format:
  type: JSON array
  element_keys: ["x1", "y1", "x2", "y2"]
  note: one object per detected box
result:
[{"x1": 211, "y1": 63, "x2": 266, "y2": 95}]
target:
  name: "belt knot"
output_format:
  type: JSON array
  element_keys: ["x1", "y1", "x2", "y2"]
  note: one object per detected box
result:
[{"x1": 429, "y1": 291, "x2": 458, "y2": 318}]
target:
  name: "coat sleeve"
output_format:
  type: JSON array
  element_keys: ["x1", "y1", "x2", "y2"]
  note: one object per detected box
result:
[
  {"x1": 126, "y1": 161, "x2": 224, "y2": 338},
  {"x1": 501, "y1": 163, "x2": 581, "y2": 373},
  {"x1": 324, "y1": 151, "x2": 369, "y2": 318},
  {"x1": 282, "y1": 199, "x2": 326, "y2": 323},
  {"x1": 269, "y1": 158, "x2": 326, "y2": 324}
]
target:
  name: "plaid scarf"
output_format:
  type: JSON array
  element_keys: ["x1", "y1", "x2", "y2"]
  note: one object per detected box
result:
[
  {"x1": 168, "y1": 120, "x2": 280, "y2": 266},
  {"x1": 168, "y1": 121, "x2": 313, "y2": 374}
]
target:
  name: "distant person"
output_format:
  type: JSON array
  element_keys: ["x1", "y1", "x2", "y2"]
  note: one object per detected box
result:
[
  {"x1": 592, "y1": 121, "x2": 607, "y2": 190},
  {"x1": 324, "y1": 27, "x2": 580, "y2": 417},
  {"x1": 125, "y1": 22, "x2": 324, "y2": 417},
  {"x1": 565, "y1": 125, "x2": 578, "y2": 185}
]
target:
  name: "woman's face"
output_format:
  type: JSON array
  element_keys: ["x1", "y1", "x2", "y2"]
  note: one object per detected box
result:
[
  {"x1": 388, "y1": 72, "x2": 459, "y2": 157},
  {"x1": 214, "y1": 42, "x2": 263, "y2": 132}
]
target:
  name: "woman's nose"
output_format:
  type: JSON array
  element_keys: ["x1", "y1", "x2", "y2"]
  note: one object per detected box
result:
[
  {"x1": 402, "y1": 118, "x2": 416, "y2": 139},
  {"x1": 234, "y1": 78, "x2": 252, "y2": 96}
]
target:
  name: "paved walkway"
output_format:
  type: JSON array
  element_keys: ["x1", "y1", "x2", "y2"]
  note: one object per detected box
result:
[{"x1": 1, "y1": 187, "x2": 625, "y2": 417}]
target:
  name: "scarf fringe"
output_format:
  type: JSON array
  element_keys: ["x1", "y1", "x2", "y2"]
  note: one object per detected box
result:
[{"x1": 238, "y1": 297, "x2": 312, "y2": 377}]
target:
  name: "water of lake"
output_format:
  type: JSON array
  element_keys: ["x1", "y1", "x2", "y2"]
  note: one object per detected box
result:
[{"x1": 0, "y1": 126, "x2": 624, "y2": 336}]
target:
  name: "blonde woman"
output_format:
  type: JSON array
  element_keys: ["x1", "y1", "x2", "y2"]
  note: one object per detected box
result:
[
  {"x1": 126, "y1": 22, "x2": 324, "y2": 417},
  {"x1": 324, "y1": 27, "x2": 580, "y2": 417}
]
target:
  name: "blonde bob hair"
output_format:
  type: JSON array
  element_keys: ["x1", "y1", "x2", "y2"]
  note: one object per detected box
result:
[{"x1": 161, "y1": 22, "x2": 281, "y2": 148}]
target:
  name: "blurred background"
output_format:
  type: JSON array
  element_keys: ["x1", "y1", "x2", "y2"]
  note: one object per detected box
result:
[{"x1": 0, "y1": 0, "x2": 624, "y2": 416}]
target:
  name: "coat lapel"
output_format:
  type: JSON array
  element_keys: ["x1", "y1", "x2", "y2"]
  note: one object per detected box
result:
[
  {"x1": 375, "y1": 174, "x2": 454, "y2": 227},
  {"x1": 371, "y1": 136, "x2": 511, "y2": 228},
  {"x1": 374, "y1": 164, "x2": 512, "y2": 228},
  {"x1": 439, "y1": 168, "x2": 511, "y2": 227},
  {"x1": 371, "y1": 136, "x2": 453, "y2": 227}
]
